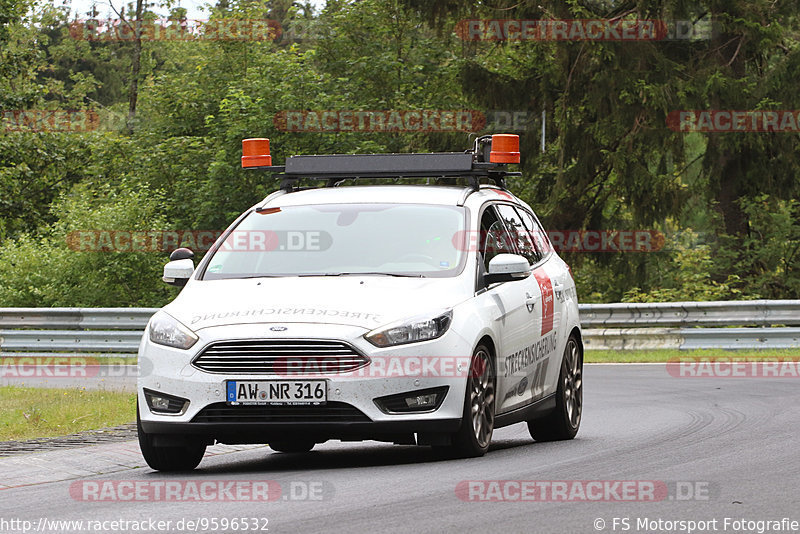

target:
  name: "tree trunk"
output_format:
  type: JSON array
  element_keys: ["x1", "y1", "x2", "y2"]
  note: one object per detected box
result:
[
  {"x1": 708, "y1": 3, "x2": 747, "y2": 237},
  {"x1": 126, "y1": 0, "x2": 144, "y2": 134}
]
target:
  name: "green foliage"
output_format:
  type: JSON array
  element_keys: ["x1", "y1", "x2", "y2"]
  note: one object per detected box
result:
[
  {"x1": 0, "y1": 182, "x2": 176, "y2": 306},
  {"x1": 621, "y1": 231, "x2": 749, "y2": 303},
  {"x1": 727, "y1": 195, "x2": 800, "y2": 298},
  {"x1": 1, "y1": 0, "x2": 800, "y2": 305},
  {"x1": 0, "y1": 132, "x2": 91, "y2": 239}
]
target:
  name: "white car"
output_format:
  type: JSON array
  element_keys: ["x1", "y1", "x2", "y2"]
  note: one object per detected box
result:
[{"x1": 137, "y1": 134, "x2": 583, "y2": 471}]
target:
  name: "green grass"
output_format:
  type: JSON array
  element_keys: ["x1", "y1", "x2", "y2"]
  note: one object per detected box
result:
[
  {"x1": 585, "y1": 348, "x2": 800, "y2": 363},
  {"x1": 0, "y1": 386, "x2": 136, "y2": 442}
]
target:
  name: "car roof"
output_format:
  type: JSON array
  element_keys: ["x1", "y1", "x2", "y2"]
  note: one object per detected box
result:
[{"x1": 259, "y1": 185, "x2": 521, "y2": 208}]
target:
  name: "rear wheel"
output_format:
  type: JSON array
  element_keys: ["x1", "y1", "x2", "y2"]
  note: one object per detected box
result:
[
  {"x1": 137, "y1": 405, "x2": 206, "y2": 471},
  {"x1": 269, "y1": 440, "x2": 315, "y2": 453},
  {"x1": 528, "y1": 333, "x2": 582, "y2": 442},
  {"x1": 442, "y1": 344, "x2": 496, "y2": 458}
]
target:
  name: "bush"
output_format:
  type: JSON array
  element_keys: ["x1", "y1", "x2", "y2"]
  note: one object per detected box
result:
[
  {"x1": 0, "y1": 182, "x2": 177, "y2": 306},
  {"x1": 621, "y1": 230, "x2": 750, "y2": 303}
]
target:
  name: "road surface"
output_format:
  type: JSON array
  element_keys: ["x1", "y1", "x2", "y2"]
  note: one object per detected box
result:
[{"x1": 0, "y1": 364, "x2": 798, "y2": 534}]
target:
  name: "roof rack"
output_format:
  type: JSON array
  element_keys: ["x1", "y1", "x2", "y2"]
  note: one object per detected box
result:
[{"x1": 240, "y1": 134, "x2": 522, "y2": 193}]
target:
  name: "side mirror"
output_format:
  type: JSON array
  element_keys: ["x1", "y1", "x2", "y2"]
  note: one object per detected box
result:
[
  {"x1": 170, "y1": 247, "x2": 194, "y2": 261},
  {"x1": 484, "y1": 254, "x2": 531, "y2": 285},
  {"x1": 163, "y1": 258, "x2": 195, "y2": 287}
]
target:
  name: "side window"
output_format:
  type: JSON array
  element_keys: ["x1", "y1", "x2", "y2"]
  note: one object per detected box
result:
[
  {"x1": 479, "y1": 205, "x2": 514, "y2": 272},
  {"x1": 517, "y1": 207, "x2": 551, "y2": 260},
  {"x1": 495, "y1": 204, "x2": 541, "y2": 266}
]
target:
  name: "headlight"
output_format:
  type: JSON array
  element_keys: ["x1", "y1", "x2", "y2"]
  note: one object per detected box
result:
[
  {"x1": 365, "y1": 310, "x2": 453, "y2": 347},
  {"x1": 148, "y1": 311, "x2": 198, "y2": 349}
]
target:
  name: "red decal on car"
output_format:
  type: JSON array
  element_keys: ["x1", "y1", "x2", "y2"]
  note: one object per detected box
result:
[{"x1": 533, "y1": 269, "x2": 554, "y2": 335}]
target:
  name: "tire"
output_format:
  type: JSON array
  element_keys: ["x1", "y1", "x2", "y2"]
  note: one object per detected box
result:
[
  {"x1": 443, "y1": 344, "x2": 496, "y2": 458},
  {"x1": 528, "y1": 333, "x2": 582, "y2": 442},
  {"x1": 269, "y1": 440, "x2": 315, "y2": 453},
  {"x1": 137, "y1": 405, "x2": 206, "y2": 472}
]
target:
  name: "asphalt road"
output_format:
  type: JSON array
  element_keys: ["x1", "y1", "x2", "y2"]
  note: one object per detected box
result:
[{"x1": 1, "y1": 364, "x2": 799, "y2": 534}]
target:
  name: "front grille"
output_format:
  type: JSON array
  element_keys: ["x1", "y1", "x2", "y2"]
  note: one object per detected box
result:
[
  {"x1": 191, "y1": 402, "x2": 370, "y2": 423},
  {"x1": 193, "y1": 339, "x2": 369, "y2": 374}
]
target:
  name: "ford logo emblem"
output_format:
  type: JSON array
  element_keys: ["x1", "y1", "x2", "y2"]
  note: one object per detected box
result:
[{"x1": 270, "y1": 326, "x2": 287, "y2": 332}]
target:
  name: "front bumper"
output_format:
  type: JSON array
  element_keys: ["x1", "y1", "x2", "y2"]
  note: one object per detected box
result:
[
  {"x1": 138, "y1": 322, "x2": 471, "y2": 443},
  {"x1": 139, "y1": 417, "x2": 462, "y2": 443}
]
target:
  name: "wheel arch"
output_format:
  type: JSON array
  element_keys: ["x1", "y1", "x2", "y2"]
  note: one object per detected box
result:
[
  {"x1": 555, "y1": 326, "x2": 583, "y2": 371},
  {"x1": 475, "y1": 334, "x2": 498, "y2": 371},
  {"x1": 570, "y1": 326, "x2": 584, "y2": 358}
]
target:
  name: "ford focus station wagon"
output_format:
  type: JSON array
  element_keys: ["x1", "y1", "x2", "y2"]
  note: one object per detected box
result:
[{"x1": 137, "y1": 134, "x2": 583, "y2": 471}]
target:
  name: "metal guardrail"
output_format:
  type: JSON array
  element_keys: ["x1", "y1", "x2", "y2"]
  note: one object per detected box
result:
[
  {"x1": 580, "y1": 300, "x2": 800, "y2": 328},
  {"x1": 0, "y1": 301, "x2": 799, "y2": 356},
  {"x1": 0, "y1": 308, "x2": 154, "y2": 357},
  {"x1": 0, "y1": 308, "x2": 155, "y2": 330},
  {"x1": 0, "y1": 330, "x2": 143, "y2": 353},
  {"x1": 580, "y1": 300, "x2": 800, "y2": 349},
  {"x1": 581, "y1": 327, "x2": 800, "y2": 350}
]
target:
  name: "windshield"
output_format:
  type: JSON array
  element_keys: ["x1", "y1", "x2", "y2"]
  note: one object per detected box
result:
[{"x1": 201, "y1": 203, "x2": 467, "y2": 279}]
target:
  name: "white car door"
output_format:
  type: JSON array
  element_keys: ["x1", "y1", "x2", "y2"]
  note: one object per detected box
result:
[
  {"x1": 518, "y1": 206, "x2": 566, "y2": 398},
  {"x1": 473, "y1": 203, "x2": 539, "y2": 415},
  {"x1": 494, "y1": 203, "x2": 561, "y2": 410}
]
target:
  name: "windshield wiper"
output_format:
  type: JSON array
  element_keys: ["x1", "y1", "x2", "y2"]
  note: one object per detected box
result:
[
  {"x1": 298, "y1": 272, "x2": 425, "y2": 278},
  {"x1": 340, "y1": 272, "x2": 426, "y2": 278},
  {"x1": 208, "y1": 274, "x2": 285, "y2": 279}
]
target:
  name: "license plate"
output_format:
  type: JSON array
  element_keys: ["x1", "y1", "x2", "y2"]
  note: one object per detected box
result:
[{"x1": 226, "y1": 380, "x2": 327, "y2": 405}]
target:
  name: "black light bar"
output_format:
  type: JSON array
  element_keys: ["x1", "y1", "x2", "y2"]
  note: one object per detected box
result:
[
  {"x1": 286, "y1": 152, "x2": 474, "y2": 175},
  {"x1": 240, "y1": 135, "x2": 522, "y2": 192}
]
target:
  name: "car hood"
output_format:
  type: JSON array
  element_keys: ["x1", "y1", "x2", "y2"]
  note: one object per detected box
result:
[{"x1": 165, "y1": 275, "x2": 470, "y2": 332}]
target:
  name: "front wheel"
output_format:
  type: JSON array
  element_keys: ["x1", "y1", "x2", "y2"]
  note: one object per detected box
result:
[
  {"x1": 137, "y1": 405, "x2": 206, "y2": 471},
  {"x1": 441, "y1": 344, "x2": 496, "y2": 458},
  {"x1": 528, "y1": 333, "x2": 582, "y2": 442}
]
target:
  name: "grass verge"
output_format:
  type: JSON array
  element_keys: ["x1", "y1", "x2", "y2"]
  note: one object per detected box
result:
[
  {"x1": 0, "y1": 386, "x2": 136, "y2": 442},
  {"x1": 585, "y1": 348, "x2": 800, "y2": 363}
]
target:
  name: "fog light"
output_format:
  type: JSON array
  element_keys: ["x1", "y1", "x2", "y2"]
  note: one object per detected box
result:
[
  {"x1": 374, "y1": 386, "x2": 449, "y2": 414},
  {"x1": 151, "y1": 396, "x2": 170, "y2": 410},
  {"x1": 144, "y1": 388, "x2": 189, "y2": 415},
  {"x1": 406, "y1": 393, "x2": 438, "y2": 408}
]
